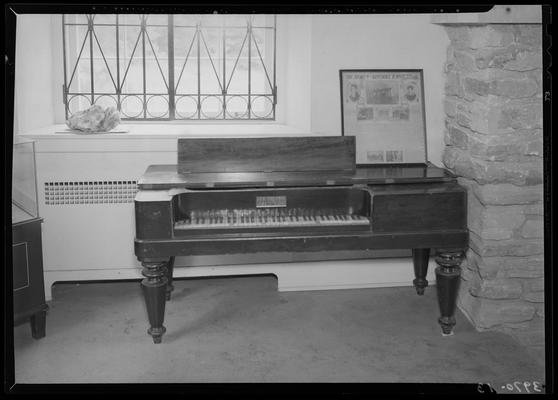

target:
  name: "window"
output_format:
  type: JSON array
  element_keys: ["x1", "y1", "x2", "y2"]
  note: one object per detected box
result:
[{"x1": 62, "y1": 14, "x2": 277, "y2": 120}]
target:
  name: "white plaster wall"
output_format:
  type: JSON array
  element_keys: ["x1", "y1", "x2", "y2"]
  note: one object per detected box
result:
[
  {"x1": 14, "y1": 14, "x2": 55, "y2": 134},
  {"x1": 280, "y1": 14, "x2": 312, "y2": 132},
  {"x1": 309, "y1": 14, "x2": 449, "y2": 166}
]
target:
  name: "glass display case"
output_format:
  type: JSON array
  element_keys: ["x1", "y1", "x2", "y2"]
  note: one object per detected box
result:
[
  {"x1": 12, "y1": 140, "x2": 39, "y2": 223},
  {"x1": 12, "y1": 139, "x2": 48, "y2": 339}
]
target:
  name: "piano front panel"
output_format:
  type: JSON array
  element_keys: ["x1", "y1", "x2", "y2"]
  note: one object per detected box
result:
[
  {"x1": 171, "y1": 187, "x2": 371, "y2": 237},
  {"x1": 371, "y1": 186, "x2": 467, "y2": 233},
  {"x1": 135, "y1": 200, "x2": 173, "y2": 240}
]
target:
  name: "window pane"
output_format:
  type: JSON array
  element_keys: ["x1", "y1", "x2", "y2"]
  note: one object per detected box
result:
[
  {"x1": 145, "y1": 26, "x2": 168, "y2": 56},
  {"x1": 175, "y1": 58, "x2": 198, "y2": 94},
  {"x1": 226, "y1": 96, "x2": 249, "y2": 119},
  {"x1": 200, "y1": 95, "x2": 223, "y2": 119},
  {"x1": 119, "y1": 14, "x2": 143, "y2": 25},
  {"x1": 227, "y1": 58, "x2": 249, "y2": 94},
  {"x1": 94, "y1": 14, "x2": 116, "y2": 24},
  {"x1": 68, "y1": 95, "x2": 92, "y2": 115},
  {"x1": 225, "y1": 28, "x2": 248, "y2": 59},
  {"x1": 200, "y1": 59, "x2": 222, "y2": 94},
  {"x1": 122, "y1": 58, "x2": 143, "y2": 93},
  {"x1": 251, "y1": 27, "x2": 273, "y2": 93},
  {"x1": 92, "y1": 57, "x2": 115, "y2": 93},
  {"x1": 146, "y1": 95, "x2": 169, "y2": 118},
  {"x1": 120, "y1": 94, "x2": 144, "y2": 118},
  {"x1": 175, "y1": 95, "x2": 198, "y2": 119},
  {"x1": 63, "y1": 13, "x2": 276, "y2": 120},
  {"x1": 224, "y1": 14, "x2": 250, "y2": 27},
  {"x1": 145, "y1": 59, "x2": 168, "y2": 93},
  {"x1": 146, "y1": 14, "x2": 168, "y2": 25},
  {"x1": 250, "y1": 64, "x2": 266, "y2": 94},
  {"x1": 76, "y1": 59, "x2": 92, "y2": 93},
  {"x1": 173, "y1": 14, "x2": 198, "y2": 27},
  {"x1": 198, "y1": 14, "x2": 224, "y2": 27},
  {"x1": 65, "y1": 14, "x2": 89, "y2": 24},
  {"x1": 94, "y1": 95, "x2": 118, "y2": 109},
  {"x1": 251, "y1": 95, "x2": 274, "y2": 119},
  {"x1": 65, "y1": 24, "x2": 90, "y2": 92}
]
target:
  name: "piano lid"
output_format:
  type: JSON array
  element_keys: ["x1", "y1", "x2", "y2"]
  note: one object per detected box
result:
[
  {"x1": 138, "y1": 164, "x2": 456, "y2": 190},
  {"x1": 137, "y1": 136, "x2": 455, "y2": 190}
]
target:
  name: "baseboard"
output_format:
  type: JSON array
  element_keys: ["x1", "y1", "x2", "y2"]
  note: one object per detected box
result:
[{"x1": 43, "y1": 257, "x2": 437, "y2": 301}]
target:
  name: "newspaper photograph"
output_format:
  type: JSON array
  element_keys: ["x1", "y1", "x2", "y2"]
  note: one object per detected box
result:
[{"x1": 340, "y1": 70, "x2": 427, "y2": 164}]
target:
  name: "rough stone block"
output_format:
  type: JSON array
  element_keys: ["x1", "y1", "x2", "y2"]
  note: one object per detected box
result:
[
  {"x1": 460, "y1": 262, "x2": 478, "y2": 282},
  {"x1": 469, "y1": 253, "x2": 544, "y2": 280},
  {"x1": 443, "y1": 146, "x2": 543, "y2": 185},
  {"x1": 501, "y1": 256, "x2": 544, "y2": 279},
  {"x1": 524, "y1": 202, "x2": 544, "y2": 215},
  {"x1": 523, "y1": 291, "x2": 544, "y2": 303},
  {"x1": 524, "y1": 278, "x2": 544, "y2": 292},
  {"x1": 445, "y1": 25, "x2": 518, "y2": 50},
  {"x1": 535, "y1": 303, "x2": 544, "y2": 319},
  {"x1": 461, "y1": 180, "x2": 543, "y2": 206},
  {"x1": 492, "y1": 77, "x2": 539, "y2": 98},
  {"x1": 444, "y1": 26, "x2": 473, "y2": 49},
  {"x1": 446, "y1": 124, "x2": 537, "y2": 161},
  {"x1": 459, "y1": 291, "x2": 536, "y2": 329},
  {"x1": 474, "y1": 44, "x2": 522, "y2": 69},
  {"x1": 469, "y1": 231, "x2": 544, "y2": 257},
  {"x1": 452, "y1": 97, "x2": 542, "y2": 134},
  {"x1": 445, "y1": 46, "x2": 456, "y2": 73},
  {"x1": 498, "y1": 99, "x2": 543, "y2": 131},
  {"x1": 462, "y1": 75, "x2": 538, "y2": 99},
  {"x1": 452, "y1": 49, "x2": 479, "y2": 73},
  {"x1": 503, "y1": 50, "x2": 542, "y2": 71},
  {"x1": 444, "y1": 97, "x2": 459, "y2": 118},
  {"x1": 521, "y1": 217, "x2": 544, "y2": 238},
  {"x1": 445, "y1": 124, "x2": 469, "y2": 148},
  {"x1": 467, "y1": 195, "x2": 525, "y2": 240},
  {"x1": 524, "y1": 136, "x2": 544, "y2": 157},
  {"x1": 468, "y1": 25, "x2": 515, "y2": 49},
  {"x1": 469, "y1": 275, "x2": 523, "y2": 299},
  {"x1": 515, "y1": 25, "x2": 542, "y2": 47},
  {"x1": 445, "y1": 71, "x2": 463, "y2": 97}
]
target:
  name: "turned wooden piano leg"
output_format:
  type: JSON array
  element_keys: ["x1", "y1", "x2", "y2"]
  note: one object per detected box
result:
[
  {"x1": 165, "y1": 256, "x2": 175, "y2": 301},
  {"x1": 435, "y1": 249, "x2": 464, "y2": 336},
  {"x1": 141, "y1": 261, "x2": 168, "y2": 343},
  {"x1": 412, "y1": 248, "x2": 430, "y2": 295}
]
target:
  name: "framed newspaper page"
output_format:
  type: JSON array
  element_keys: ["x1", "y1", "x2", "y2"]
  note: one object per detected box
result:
[{"x1": 340, "y1": 69, "x2": 428, "y2": 164}]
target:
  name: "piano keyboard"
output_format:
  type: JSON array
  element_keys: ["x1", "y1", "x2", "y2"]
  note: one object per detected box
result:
[{"x1": 174, "y1": 208, "x2": 370, "y2": 230}]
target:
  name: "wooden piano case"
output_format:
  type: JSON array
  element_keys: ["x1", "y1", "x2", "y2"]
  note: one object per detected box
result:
[{"x1": 135, "y1": 136, "x2": 468, "y2": 343}]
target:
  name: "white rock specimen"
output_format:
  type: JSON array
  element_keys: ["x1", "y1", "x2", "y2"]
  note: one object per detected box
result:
[{"x1": 66, "y1": 105, "x2": 121, "y2": 132}]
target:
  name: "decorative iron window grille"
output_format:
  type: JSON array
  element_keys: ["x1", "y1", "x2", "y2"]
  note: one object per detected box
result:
[{"x1": 62, "y1": 14, "x2": 277, "y2": 120}]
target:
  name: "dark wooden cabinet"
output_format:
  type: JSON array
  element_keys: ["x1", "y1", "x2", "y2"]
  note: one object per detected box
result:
[
  {"x1": 135, "y1": 137, "x2": 468, "y2": 343},
  {"x1": 13, "y1": 215, "x2": 48, "y2": 339}
]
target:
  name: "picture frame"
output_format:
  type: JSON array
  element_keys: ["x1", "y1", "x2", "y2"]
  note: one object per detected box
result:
[{"x1": 339, "y1": 69, "x2": 428, "y2": 165}]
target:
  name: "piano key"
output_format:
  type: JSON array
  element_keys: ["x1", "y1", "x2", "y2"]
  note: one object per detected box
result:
[{"x1": 174, "y1": 210, "x2": 370, "y2": 230}]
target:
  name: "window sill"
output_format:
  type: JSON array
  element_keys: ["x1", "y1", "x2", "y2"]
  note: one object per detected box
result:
[
  {"x1": 18, "y1": 123, "x2": 317, "y2": 152},
  {"x1": 20, "y1": 123, "x2": 313, "y2": 139}
]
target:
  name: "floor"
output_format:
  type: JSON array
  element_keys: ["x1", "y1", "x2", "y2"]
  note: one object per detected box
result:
[{"x1": 11, "y1": 275, "x2": 546, "y2": 391}]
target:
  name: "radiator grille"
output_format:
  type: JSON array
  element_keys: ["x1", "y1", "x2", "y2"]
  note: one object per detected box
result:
[{"x1": 44, "y1": 181, "x2": 138, "y2": 205}]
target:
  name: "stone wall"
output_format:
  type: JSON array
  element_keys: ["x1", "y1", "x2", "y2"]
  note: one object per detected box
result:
[{"x1": 441, "y1": 24, "x2": 544, "y2": 354}]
